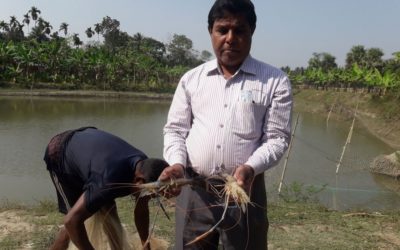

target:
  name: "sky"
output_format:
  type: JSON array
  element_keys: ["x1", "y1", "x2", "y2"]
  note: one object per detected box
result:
[{"x1": 1, "y1": 0, "x2": 399, "y2": 68}]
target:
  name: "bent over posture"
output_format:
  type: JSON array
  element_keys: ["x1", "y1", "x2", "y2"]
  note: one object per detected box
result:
[{"x1": 44, "y1": 127, "x2": 168, "y2": 250}]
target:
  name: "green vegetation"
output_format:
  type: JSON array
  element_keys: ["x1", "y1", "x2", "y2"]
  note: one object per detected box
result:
[
  {"x1": 0, "y1": 198, "x2": 61, "y2": 249},
  {"x1": 0, "y1": 7, "x2": 212, "y2": 92},
  {"x1": 283, "y1": 46, "x2": 400, "y2": 97},
  {"x1": 268, "y1": 202, "x2": 400, "y2": 249},
  {"x1": 1, "y1": 193, "x2": 399, "y2": 249},
  {"x1": 1, "y1": 7, "x2": 399, "y2": 97}
]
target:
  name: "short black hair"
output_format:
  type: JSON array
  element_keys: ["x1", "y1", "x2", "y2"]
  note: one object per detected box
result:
[
  {"x1": 138, "y1": 158, "x2": 169, "y2": 183},
  {"x1": 208, "y1": 0, "x2": 257, "y2": 32}
]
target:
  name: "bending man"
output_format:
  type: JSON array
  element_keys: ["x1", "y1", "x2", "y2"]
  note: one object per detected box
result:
[{"x1": 44, "y1": 127, "x2": 168, "y2": 250}]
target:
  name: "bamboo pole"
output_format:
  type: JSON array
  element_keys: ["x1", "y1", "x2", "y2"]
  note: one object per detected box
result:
[
  {"x1": 326, "y1": 96, "x2": 338, "y2": 126},
  {"x1": 335, "y1": 100, "x2": 359, "y2": 174},
  {"x1": 278, "y1": 114, "x2": 300, "y2": 194}
]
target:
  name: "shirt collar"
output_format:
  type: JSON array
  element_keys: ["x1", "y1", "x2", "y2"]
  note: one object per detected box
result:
[{"x1": 206, "y1": 55, "x2": 257, "y2": 77}]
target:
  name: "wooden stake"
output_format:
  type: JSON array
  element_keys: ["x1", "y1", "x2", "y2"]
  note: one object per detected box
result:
[
  {"x1": 326, "y1": 96, "x2": 338, "y2": 126},
  {"x1": 336, "y1": 100, "x2": 359, "y2": 174},
  {"x1": 278, "y1": 114, "x2": 300, "y2": 194}
]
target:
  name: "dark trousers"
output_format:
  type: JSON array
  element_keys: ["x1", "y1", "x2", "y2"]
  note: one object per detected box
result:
[{"x1": 175, "y1": 171, "x2": 268, "y2": 250}]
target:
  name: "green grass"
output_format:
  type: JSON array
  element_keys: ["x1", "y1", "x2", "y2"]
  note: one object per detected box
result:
[
  {"x1": 268, "y1": 201, "x2": 400, "y2": 249},
  {"x1": 1, "y1": 195, "x2": 399, "y2": 249}
]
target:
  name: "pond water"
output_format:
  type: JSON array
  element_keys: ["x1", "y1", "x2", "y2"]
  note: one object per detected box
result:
[{"x1": 0, "y1": 95, "x2": 399, "y2": 211}]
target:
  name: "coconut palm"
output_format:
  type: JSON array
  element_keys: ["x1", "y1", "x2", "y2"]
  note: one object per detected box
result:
[
  {"x1": 28, "y1": 7, "x2": 40, "y2": 21},
  {"x1": 9, "y1": 16, "x2": 19, "y2": 29},
  {"x1": 50, "y1": 31, "x2": 60, "y2": 40},
  {"x1": 28, "y1": 6, "x2": 41, "y2": 30},
  {"x1": 72, "y1": 33, "x2": 82, "y2": 48},
  {"x1": 7, "y1": 16, "x2": 24, "y2": 42},
  {"x1": 29, "y1": 17, "x2": 48, "y2": 42},
  {"x1": 132, "y1": 32, "x2": 144, "y2": 51},
  {"x1": 23, "y1": 13, "x2": 30, "y2": 34},
  {"x1": 59, "y1": 22, "x2": 68, "y2": 37},
  {"x1": 0, "y1": 20, "x2": 10, "y2": 33},
  {"x1": 94, "y1": 23, "x2": 102, "y2": 41},
  {"x1": 85, "y1": 27, "x2": 94, "y2": 39},
  {"x1": 43, "y1": 21, "x2": 52, "y2": 35}
]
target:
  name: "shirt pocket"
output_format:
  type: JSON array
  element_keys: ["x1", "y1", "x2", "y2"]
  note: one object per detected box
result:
[{"x1": 231, "y1": 102, "x2": 266, "y2": 139}]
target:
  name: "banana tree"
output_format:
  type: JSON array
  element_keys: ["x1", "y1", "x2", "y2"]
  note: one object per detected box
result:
[{"x1": 371, "y1": 69, "x2": 396, "y2": 96}]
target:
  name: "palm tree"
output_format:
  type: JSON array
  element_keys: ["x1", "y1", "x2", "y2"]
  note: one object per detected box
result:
[
  {"x1": 28, "y1": 17, "x2": 52, "y2": 42},
  {"x1": 50, "y1": 31, "x2": 60, "y2": 40},
  {"x1": 28, "y1": 6, "x2": 41, "y2": 26},
  {"x1": 59, "y1": 22, "x2": 68, "y2": 37},
  {"x1": 132, "y1": 32, "x2": 144, "y2": 51},
  {"x1": 8, "y1": 16, "x2": 24, "y2": 41},
  {"x1": 43, "y1": 21, "x2": 52, "y2": 35},
  {"x1": 9, "y1": 16, "x2": 19, "y2": 30},
  {"x1": 23, "y1": 13, "x2": 30, "y2": 34},
  {"x1": 36, "y1": 17, "x2": 45, "y2": 30},
  {"x1": 72, "y1": 33, "x2": 82, "y2": 48},
  {"x1": 85, "y1": 27, "x2": 94, "y2": 39},
  {"x1": 94, "y1": 23, "x2": 102, "y2": 41},
  {"x1": 0, "y1": 20, "x2": 9, "y2": 32}
]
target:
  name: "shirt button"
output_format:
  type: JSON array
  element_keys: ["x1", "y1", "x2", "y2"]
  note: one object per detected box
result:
[
  {"x1": 224, "y1": 104, "x2": 228, "y2": 108},
  {"x1": 216, "y1": 145, "x2": 221, "y2": 149},
  {"x1": 219, "y1": 124, "x2": 224, "y2": 128}
]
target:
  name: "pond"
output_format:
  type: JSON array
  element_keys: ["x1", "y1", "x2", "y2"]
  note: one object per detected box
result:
[{"x1": 0, "y1": 95, "x2": 399, "y2": 211}]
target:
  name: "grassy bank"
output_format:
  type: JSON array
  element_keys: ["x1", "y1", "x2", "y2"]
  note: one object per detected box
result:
[
  {"x1": 1, "y1": 198, "x2": 399, "y2": 249},
  {"x1": 293, "y1": 88, "x2": 400, "y2": 149},
  {"x1": 0, "y1": 89, "x2": 173, "y2": 100}
]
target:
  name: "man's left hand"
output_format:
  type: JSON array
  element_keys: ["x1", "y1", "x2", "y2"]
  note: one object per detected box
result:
[{"x1": 233, "y1": 165, "x2": 255, "y2": 194}]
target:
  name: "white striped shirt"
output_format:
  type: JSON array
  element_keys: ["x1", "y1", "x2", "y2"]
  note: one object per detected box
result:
[{"x1": 163, "y1": 55, "x2": 292, "y2": 176}]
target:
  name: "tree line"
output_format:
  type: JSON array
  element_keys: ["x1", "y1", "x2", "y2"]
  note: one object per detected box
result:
[
  {"x1": 282, "y1": 46, "x2": 400, "y2": 96},
  {"x1": 1, "y1": 7, "x2": 399, "y2": 96},
  {"x1": 0, "y1": 7, "x2": 213, "y2": 92}
]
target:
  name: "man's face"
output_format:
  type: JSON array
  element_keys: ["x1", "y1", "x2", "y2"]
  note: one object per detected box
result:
[{"x1": 209, "y1": 12, "x2": 253, "y2": 75}]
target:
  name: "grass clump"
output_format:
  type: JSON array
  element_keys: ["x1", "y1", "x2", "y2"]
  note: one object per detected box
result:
[
  {"x1": 268, "y1": 201, "x2": 400, "y2": 249},
  {"x1": 0, "y1": 234, "x2": 26, "y2": 250}
]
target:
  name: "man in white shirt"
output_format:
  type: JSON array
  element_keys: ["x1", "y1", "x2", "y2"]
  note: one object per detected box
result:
[{"x1": 160, "y1": 0, "x2": 292, "y2": 249}]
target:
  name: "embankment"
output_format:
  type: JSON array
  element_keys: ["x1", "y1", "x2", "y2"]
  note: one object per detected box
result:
[{"x1": 293, "y1": 88, "x2": 400, "y2": 149}]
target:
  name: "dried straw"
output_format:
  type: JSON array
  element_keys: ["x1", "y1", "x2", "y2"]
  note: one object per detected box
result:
[{"x1": 66, "y1": 207, "x2": 169, "y2": 250}]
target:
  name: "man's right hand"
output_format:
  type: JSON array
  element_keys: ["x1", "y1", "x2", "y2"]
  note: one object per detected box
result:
[{"x1": 158, "y1": 164, "x2": 185, "y2": 197}]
